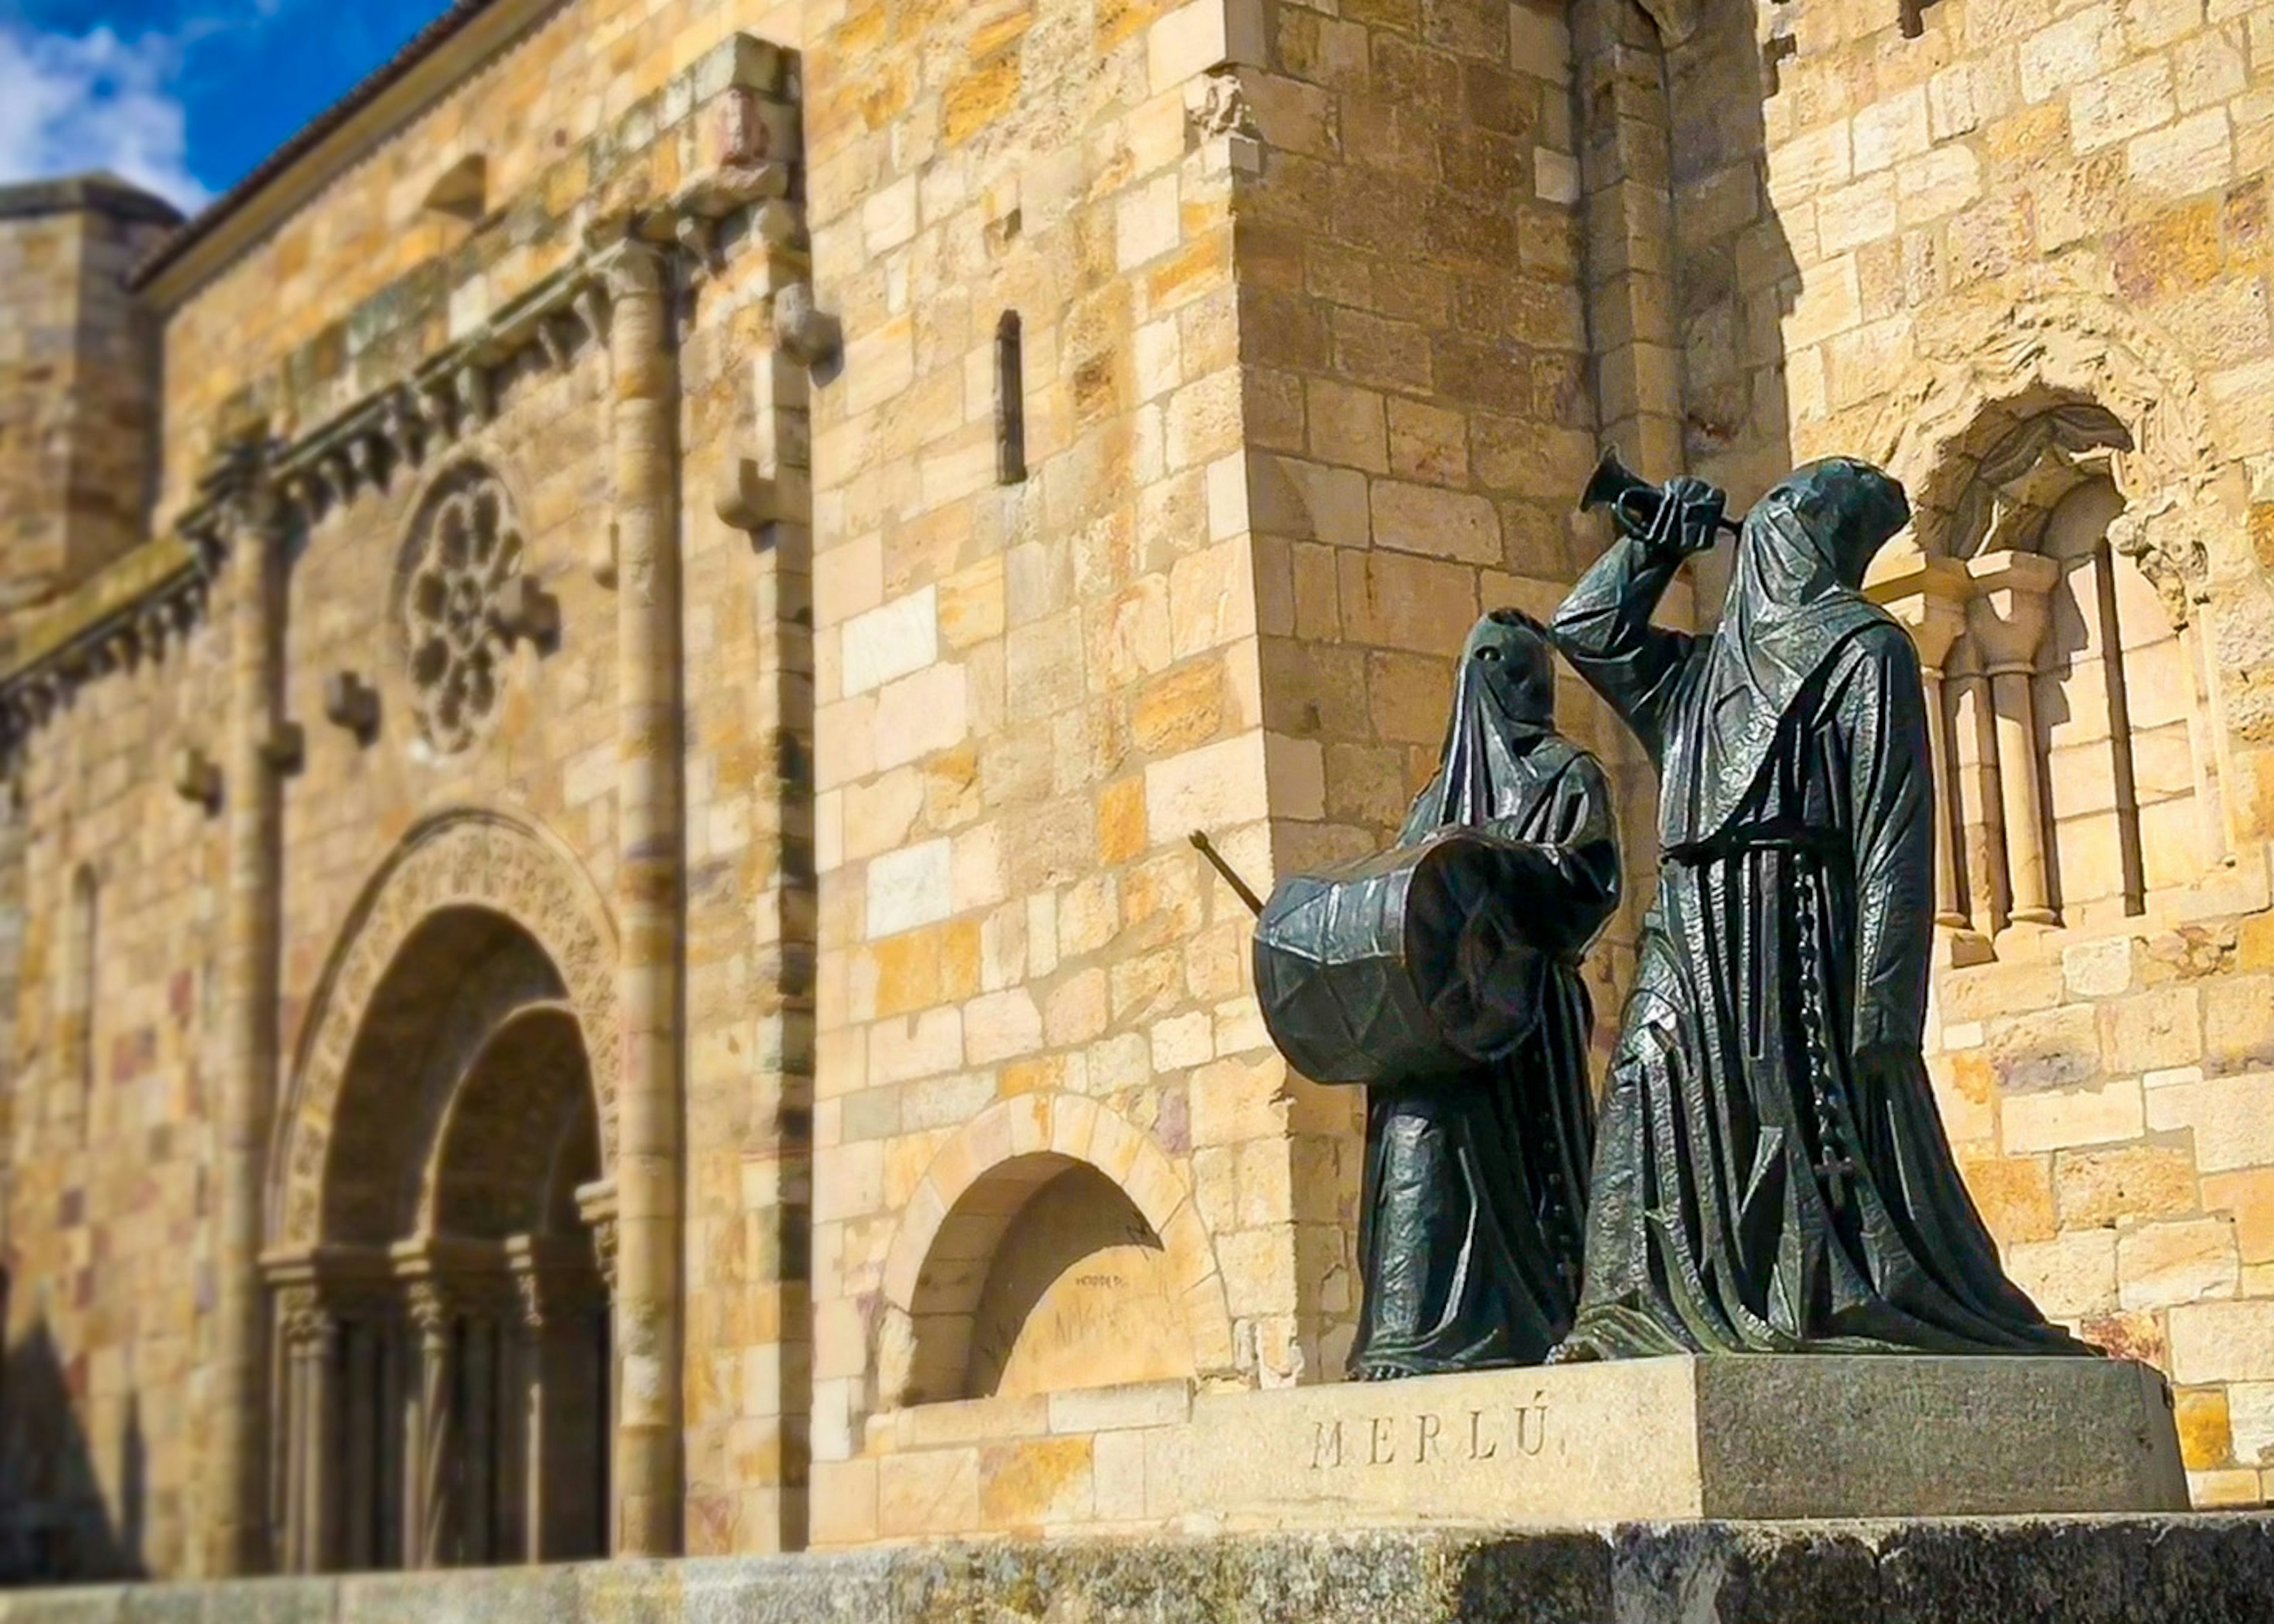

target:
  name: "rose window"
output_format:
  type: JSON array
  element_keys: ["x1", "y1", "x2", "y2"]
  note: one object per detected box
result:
[{"x1": 400, "y1": 469, "x2": 522, "y2": 755}]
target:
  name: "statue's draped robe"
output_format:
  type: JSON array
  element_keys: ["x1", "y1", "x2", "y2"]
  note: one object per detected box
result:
[
  {"x1": 1551, "y1": 479, "x2": 2087, "y2": 1358},
  {"x1": 1350, "y1": 709, "x2": 1620, "y2": 1377}
]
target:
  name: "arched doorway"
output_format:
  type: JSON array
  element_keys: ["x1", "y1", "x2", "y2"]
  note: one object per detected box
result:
[{"x1": 267, "y1": 906, "x2": 611, "y2": 1572}]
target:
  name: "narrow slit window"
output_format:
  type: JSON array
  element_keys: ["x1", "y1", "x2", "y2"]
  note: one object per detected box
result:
[{"x1": 995, "y1": 311, "x2": 1027, "y2": 485}]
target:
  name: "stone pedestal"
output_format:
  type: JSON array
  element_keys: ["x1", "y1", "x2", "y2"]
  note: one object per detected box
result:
[{"x1": 1172, "y1": 1355, "x2": 2185, "y2": 1526}]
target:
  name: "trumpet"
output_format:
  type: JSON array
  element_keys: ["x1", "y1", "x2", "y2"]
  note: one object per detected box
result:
[{"x1": 1580, "y1": 447, "x2": 1740, "y2": 549}]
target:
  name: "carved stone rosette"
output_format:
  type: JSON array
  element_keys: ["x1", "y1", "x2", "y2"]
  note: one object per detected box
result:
[{"x1": 398, "y1": 467, "x2": 524, "y2": 755}]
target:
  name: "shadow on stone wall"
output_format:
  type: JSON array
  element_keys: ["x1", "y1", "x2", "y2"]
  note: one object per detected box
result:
[{"x1": 0, "y1": 1311, "x2": 145, "y2": 1587}]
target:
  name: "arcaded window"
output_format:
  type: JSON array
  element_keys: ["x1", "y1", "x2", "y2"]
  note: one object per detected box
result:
[{"x1": 1890, "y1": 403, "x2": 2214, "y2": 941}]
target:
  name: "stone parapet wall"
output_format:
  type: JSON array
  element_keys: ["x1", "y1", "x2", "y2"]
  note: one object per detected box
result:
[{"x1": 8, "y1": 1521, "x2": 2274, "y2": 1623}]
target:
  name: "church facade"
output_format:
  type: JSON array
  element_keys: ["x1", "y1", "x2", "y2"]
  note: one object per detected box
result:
[{"x1": 3, "y1": 0, "x2": 2273, "y2": 1583}]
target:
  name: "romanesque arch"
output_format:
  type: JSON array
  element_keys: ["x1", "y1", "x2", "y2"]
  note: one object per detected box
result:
[
  {"x1": 269, "y1": 808, "x2": 619, "y2": 1250},
  {"x1": 1862, "y1": 293, "x2": 2262, "y2": 938},
  {"x1": 261, "y1": 810, "x2": 619, "y2": 1574},
  {"x1": 1866, "y1": 291, "x2": 2227, "y2": 602},
  {"x1": 874, "y1": 1093, "x2": 1236, "y2": 1410}
]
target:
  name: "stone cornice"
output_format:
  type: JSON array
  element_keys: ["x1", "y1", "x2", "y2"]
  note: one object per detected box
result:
[
  {"x1": 0, "y1": 173, "x2": 184, "y2": 228},
  {"x1": 130, "y1": 0, "x2": 556, "y2": 307},
  {"x1": 0, "y1": 147, "x2": 809, "y2": 764}
]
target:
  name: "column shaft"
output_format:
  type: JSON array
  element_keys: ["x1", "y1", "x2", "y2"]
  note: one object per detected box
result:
[
  {"x1": 1991, "y1": 667, "x2": 2057, "y2": 925},
  {"x1": 343, "y1": 1321, "x2": 380, "y2": 1571},
  {"x1": 605, "y1": 240, "x2": 685, "y2": 1557},
  {"x1": 409, "y1": 1292, "x2": 457, "y2": 1569},
  {"x1": 210, "y1": 475, "x2": 286, "y2": 1575},
  {"x1": 1919, "y1": 664, "x2": 1966, "y2": 928}
]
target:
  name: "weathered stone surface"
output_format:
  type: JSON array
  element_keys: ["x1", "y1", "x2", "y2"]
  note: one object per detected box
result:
[
  {"x1": 1170, "y1": 1358, "x2": 2185, "y2": 1525},
  {"x1": 14, "y1": 1525, "x2": 2274, "y2": 1624}
]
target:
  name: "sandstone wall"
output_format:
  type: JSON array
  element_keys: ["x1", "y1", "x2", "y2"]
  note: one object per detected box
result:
[
  {"x1": 799, "y1": 0, "x2": 1294, "y2": 1546},
  {"x1": 1656, "y1": 0, "x2": 2274, "y2": 1506},
  {"x1": 1, "y1": 17, "x2": 817, "y2": 1575},
  {"x1": 1231, "y1": 0, "x2": 1643, "y2": 1382},
  {"x1": 148, "y1": 0, "x2": 804, "y2": 519},
  {"x1": 0, "y1": 180, "x2": 177, "y2": 624},
  {"x1": 0, "y1": 595, "x2": 231, "y2": 1580}
]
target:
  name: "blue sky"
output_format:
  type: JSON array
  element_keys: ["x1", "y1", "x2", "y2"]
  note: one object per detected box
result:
[{"x1": 0, "y1": 1, "x2": 448, "y2": 211}]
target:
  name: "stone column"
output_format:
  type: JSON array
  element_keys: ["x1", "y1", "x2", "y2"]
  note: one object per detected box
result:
[
  {"x1": 1877, "y1": 559, "x2": 1974, "y2": 930},
  {"x1": 277, "y1": 1287, "x2": 339, "y2": 1574},
  {"x1": 341, "y1": 1314, "x2": 381, "y2": 1571},
  {"x1": 405, "y1": 1280, "x2": 458, "y2": 1569},
  {"x1": 461, "y1": 1298, "x2": 499, "y2": 1565},
  {"x1": 1967, "y1": 551, "x2": 2061, "y2": 931},
  {"x1": 600, "y1": 237, "x2": 685, "y2": 1557},
  {"x1": 208, "y1": 455, "x2": 288, "y2": 1576}
]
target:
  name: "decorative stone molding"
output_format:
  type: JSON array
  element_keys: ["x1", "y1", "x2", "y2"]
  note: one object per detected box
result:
[{"x1": 269, "y1": 810, "x2": 621, "y2": 1250}]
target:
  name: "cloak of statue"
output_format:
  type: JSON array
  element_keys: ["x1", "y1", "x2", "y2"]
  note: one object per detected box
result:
[
  {"x1": 1550, "y1": 458, "x2": 2091, "y2": 1359},
  {"x1": 1255, "y1": 610, "x2": 1620, "y2": 1378}
]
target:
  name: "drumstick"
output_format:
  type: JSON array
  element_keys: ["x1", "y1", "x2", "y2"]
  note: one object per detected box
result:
[{"x1": 1189, "y1": 830, "x2": 1264, "y2": 917}]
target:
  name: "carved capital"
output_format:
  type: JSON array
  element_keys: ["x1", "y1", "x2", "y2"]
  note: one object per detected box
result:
[
  {"x1": 1964, "y1": 549, "x2": 2060, "y2": 674},
  {"x1": 276, "y1": 1285, "x2": 337, "y2": 1352},
  {"x1": 590, "y1": 1216, "x2": 619, "y2": 1297},
  {"x1": 599, "y1": 240, "x2": 670, "y2": 301},
  {"x1": 2111, "y1": 507, "x2": 2208, "y2": 631},
  {"x1": 1870, "y1": 556, "x2": 1972, "y2": 673},
  {"x1": 404, "y1": 1279, "x2": 455, "y2": 1344}
]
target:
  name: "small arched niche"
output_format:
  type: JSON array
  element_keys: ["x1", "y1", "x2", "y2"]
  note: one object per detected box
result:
[{"x1": 907, "y1": 1155, "x2": 1194, "y2": 1404}]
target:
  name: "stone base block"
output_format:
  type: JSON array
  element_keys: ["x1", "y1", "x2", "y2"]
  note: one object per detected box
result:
[
  {"x1": 10, "y1": 1521, "x2": 2274, "y2": 1623},
  {"x1": 1172, "y1": 1355, "x2": 2186, "y2": 1525}
]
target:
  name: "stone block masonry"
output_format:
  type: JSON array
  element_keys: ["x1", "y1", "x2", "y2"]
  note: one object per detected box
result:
[{"x1": 8, "y1": 1521, "x2": 2274, "y2": 1623}]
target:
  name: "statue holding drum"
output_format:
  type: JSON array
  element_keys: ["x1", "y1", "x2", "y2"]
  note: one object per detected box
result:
[{"x1": 1245, "y1": 609, "x2": 1621, "y2": 1378}]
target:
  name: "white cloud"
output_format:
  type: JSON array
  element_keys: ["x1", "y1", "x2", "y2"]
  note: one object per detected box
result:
[{"x1": 0, "y1": 24, "x2": 210, "y2": 211}]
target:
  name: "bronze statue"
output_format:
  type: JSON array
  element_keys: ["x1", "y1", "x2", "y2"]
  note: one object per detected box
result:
[
  {"x1": 1550, "y1": 453, "x2": 2092, "y2": 1359},
  {"x1": 1252, "y1": 610, "x2": 1620, "y2": 1377}
]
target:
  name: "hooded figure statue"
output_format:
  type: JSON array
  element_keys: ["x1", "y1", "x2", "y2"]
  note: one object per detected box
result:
[
  {"x1": 1550, "y1": 458, "x2": 2092, "y2": 1359},
  {"x1": 1255, "y1": 609, "x2": 1620, "y2": 1378}
]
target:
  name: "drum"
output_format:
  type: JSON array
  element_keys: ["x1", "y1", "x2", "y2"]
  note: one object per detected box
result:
[{"x1": 1252, "y1": 830, "x2": 1553, "y2": 1086}]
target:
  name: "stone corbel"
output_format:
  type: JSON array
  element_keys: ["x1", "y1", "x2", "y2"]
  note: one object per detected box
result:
[
  {"x1": 323, "y1": 672, "x2": 381, "y2": 741},
  {"x1": 381, "y1": 393, "x2": 428, "y2": 467},
  {"x1": 417, "y1": 378, "x2": 458, "y2": 444},
  {"x1": 172, "y1": 745, "x2": 221, "y2": 809},
  {"x1": 346, "y1": 433, "x2": 381, "y2": 493},
  {"x1": 454, "y1": 362, "x2": 493, "y2": 427},
  {"x1": 675, "y1": 214, "x2": 720, "y2": 277},
  {"x1": 773, "y1": 281, "x2": 840, "y2": 368},
  {"x1": 535, "y1": 314, "x2": 574, "y2": 371},
  {"x1": 571, "y1": 284, "x2": 609, "y2": 348}
]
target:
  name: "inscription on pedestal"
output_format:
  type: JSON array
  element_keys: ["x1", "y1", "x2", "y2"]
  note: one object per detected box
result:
[{"x1": 1307, "y1": 1394, "x2": 1550, "y2": 1471}]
